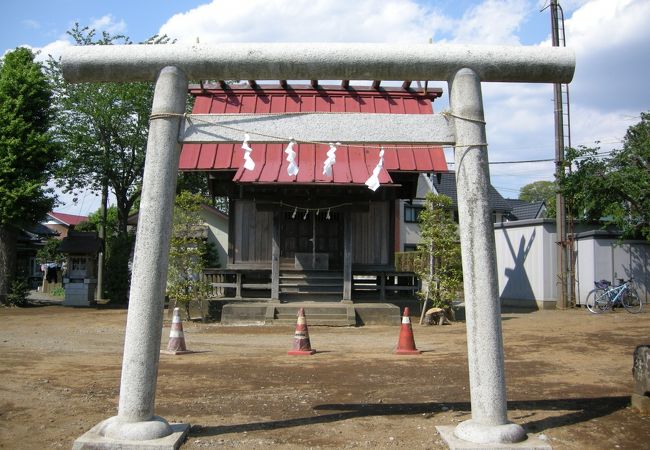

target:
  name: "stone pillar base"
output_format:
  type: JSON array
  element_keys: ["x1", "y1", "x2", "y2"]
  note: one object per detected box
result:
[
  {"x1": 454, "y1": 419, "x2": 526, "y2": 444},
  {"x1": 73, "y1": 416, "x2": 189, "y2": 450},
  {"x1": 631, "y1": 393, "x2": 650, "y2": 414},
  {"x1": 437, "y1": 425, "x2": 549, "y2": 449}
]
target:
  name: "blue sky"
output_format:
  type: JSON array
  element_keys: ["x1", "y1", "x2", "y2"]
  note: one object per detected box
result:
[{"x1": 2, "y1": 0, "x2": 649, "y2": 215}]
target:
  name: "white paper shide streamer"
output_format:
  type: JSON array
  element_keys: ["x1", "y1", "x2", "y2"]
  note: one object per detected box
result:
[
  {"x1": 322, "y1": 142, "x2": 339, "y2": 176},
  {"x1": 285, "y1": 139, "x2": 299, "y2": 176},
  {"x1": 241, "y1": 134, "x2": 255, "y2": 171},
  {"x1": 365, "y1": 148, "x2": 385, "y2": 191}
]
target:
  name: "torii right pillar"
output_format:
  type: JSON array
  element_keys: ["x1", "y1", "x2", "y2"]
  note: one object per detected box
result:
[{"x1": 445, "y1": 68, "x2": 527, "y2": 445}]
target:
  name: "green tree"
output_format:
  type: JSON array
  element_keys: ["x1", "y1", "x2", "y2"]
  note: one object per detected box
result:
[
  {"x1": 167, "y1": 191, "x2": 211, "y2": 319},
  {"x1": 45, "y1": 25, "x2": 167, "y2": 236},
  {"x1": 45, "y1": 25, "x2": 173, "y2": 302},
  {"x1": 0, "y1": 48, "x2": 59, "y2": 303},
  {"x1": 562, "y1": 112, "x2": 650, "y2": 240},
  {"x1": 35, "y1": 238, "x2": 65, "y2": 266},
  {"x1": 519, "y1": 180, "x2": 556, "y2": 217},
  {"x1": 415, "y1": 193, "x2": 463, "y2": 312},
  {"x1": 75, "y1": 205, "x2": 120, "y2": 236}
]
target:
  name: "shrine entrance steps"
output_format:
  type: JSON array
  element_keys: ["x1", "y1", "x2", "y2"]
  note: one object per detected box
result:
[
  {"x1": 279, "y1": 270, "x2": 343, "y2": 301},
  {"x1": 220, "y1": 302, "x2": 403, "y2": 326}
]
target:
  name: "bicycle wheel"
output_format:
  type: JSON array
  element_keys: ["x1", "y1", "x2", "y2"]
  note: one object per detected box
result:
[
  {"x1": 586, "y1": 289, "x2": 610, "y2": 314},
  {"x1": 622, "y1": 288, "x2": 643, "y2": 314}
]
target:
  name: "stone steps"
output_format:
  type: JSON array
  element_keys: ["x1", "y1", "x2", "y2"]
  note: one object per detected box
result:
[{"x1": 279, "y1": 270, "x2": 343, "y2": 298}]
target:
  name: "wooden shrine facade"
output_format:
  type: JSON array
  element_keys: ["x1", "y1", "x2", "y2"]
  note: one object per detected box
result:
[{"x1": 178, "y1": 82, "x2": 449, "y2": 302}]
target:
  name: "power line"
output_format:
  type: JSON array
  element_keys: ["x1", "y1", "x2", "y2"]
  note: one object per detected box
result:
[{"x1": 445, "y1": 149, "x2": 616, "y2": 166}]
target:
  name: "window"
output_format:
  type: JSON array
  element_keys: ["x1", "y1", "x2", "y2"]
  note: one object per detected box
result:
[
  {"x1": 71, "y1": 257, "x2": 87, "y2": 273},
  {"x1": 404, "y1": 205, "x2": 424, "y2": 223},
  {"x1": 404, "y1": 244, "x2": 418, "y2": 252}
]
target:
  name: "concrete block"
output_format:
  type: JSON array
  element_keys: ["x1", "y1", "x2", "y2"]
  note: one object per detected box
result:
[
  {"x1": 354, "y1": 303, "x2": 401, "y2": 325},
  {"x1": 221, "y1": 304, "x2": 268, "y2": 324}
]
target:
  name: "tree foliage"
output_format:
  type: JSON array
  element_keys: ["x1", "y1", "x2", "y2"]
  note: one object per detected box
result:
[
  {"x1": 167, "y1": 191, "x2": 211, "y2": 319},
  {"x1": 519, "y1": 180, "x2": 556, "y2": 217},
  {"x1": 0, "y1": 47, "x2": 59, "y2": 301},
  {"x1": 35, "y1": 238, "x2": 65, "y2": 265},
  {"x1": 45, "y1": 24, "x2": 168, "y2": 235},
  {"x1": 45, "y1": 24, "x2": 172, "y2": 303},
  {"x1": 75, "y1": 205, "x2": 120, "y2": 236},
  {"x1": 561, "y1": 112, "x2": 650, "y2": 240},
  {"x1": 415, "y1": 193, "x2": 463, "y2": 310}
]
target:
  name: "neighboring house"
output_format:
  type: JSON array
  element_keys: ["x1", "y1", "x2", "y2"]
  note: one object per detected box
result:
[
  {"x1": 127, "y1": 204, "x2": 228, "y2": 269},
  {"x1": 399, "y1": 172, "x2": 512, "y2": 251},
  {"x1": 43, "y1": 211, "x2": 88, "y2": 239},
  {"x1": 178, "y1": 82, "x2": 448, "y2": 304},
  {"x1": 16, "y1": 223, "x2": 58, "y2": 288},
  {"x1": 9, "y1": 211, "x2": 87, "y2": 290},
  {"x1": 504, "y1": 198, "x2": 546, "y2": 221}
]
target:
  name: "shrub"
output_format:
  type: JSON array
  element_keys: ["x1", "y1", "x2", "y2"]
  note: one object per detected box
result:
[{"x1": 5, "y1": 279, "x2": 29, "y2": 307}]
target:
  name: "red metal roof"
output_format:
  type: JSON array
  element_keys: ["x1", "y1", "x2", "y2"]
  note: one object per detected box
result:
[
  {"x1": 47, "y1": 211, "x2": 88, "y2": 226},
  {"x1": 179, "y1": 85, "x2": 448, "y2": 185}
]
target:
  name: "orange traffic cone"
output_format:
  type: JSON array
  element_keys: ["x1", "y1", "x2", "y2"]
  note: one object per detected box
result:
[
  {"x1": 163, "y1": 307, "x2": 192, "y2": 355},
  {"x1": 288, "y1": 308, "x2": 316, "y2": 355},
  {"x1": 395, "y1": 307, "x2": 421, "y2": 355}
]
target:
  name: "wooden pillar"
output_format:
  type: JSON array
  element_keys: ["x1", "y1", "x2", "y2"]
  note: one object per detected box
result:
[
  {"x1": 342, "y1": 210, "x2": 352, "y2": 302},
  {"x1": 235, "y1": 272, "x2": 242, "y2": 299},
  {"x1": 227, "y1": 199, "x2": 236, "y2": 266},
  {"x1": 271, "y1": 211, "x2": 280, "y2": 301}
]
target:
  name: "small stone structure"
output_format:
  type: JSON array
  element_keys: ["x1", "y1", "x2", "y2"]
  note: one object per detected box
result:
[
  {"x1": 423, "y1": 307, "x2": 451, "y2": 325},
  {"x1": 632, "y1": 345, "x2": 650, "y2": 413},
  {"x1": 59, "y1": 231, "x2": 101, "y2": 306}
]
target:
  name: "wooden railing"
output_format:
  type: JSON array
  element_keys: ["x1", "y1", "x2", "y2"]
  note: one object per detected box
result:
[
  {"x1": 204, "y1": 267, "x2": 421, "y2": 301},
  {"x1": 203, "y1": 268, "x2": 271, "y2": 300}
]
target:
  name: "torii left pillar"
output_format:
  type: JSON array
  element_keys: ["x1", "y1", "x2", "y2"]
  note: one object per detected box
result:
[{"x1": 73, "y1": 66, "x2": 189, "y2": 448}]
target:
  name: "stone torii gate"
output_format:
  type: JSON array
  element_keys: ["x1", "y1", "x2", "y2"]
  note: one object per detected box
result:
[{"x1": 63, "y1": 43, "x2": 574, "y2": 449}]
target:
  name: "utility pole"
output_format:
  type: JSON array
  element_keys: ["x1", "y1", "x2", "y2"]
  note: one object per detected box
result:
[
  {"x1": 96, "y1": 147, "x2": 109, "y2": 302},
  {"x1": 549, "y1": 0, "x2": 571, "y2": 309},
  {"x1": 96, "y1": 182, "x2": 107, "y2": 301}
]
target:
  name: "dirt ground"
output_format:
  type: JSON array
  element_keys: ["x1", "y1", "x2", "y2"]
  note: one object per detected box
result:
[{"x1": 0, "y1": 302, "x2": 649, "y2": 450}]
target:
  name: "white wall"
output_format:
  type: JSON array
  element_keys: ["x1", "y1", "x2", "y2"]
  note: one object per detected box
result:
[
  {"x1": 494, "y1": 219, "x2": 558, "y2": 308},
  {"x1": 202, "y1": 210, "x2": 228, "y2": 268},
  {"x1": 574, "y1": 232, "x2": 649, "y2": 305}
]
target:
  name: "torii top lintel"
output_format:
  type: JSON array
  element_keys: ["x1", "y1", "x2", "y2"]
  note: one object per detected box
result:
[{"x1": 61, "y1": 43, "x2": 575, "y2": 84}]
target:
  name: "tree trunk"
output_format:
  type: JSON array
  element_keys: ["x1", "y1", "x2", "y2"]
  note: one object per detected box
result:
[{"x1": 0, "y1": 226, "x2": 18, "y2": 304}]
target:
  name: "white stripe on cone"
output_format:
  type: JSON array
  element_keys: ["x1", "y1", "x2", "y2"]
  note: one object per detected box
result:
[{"x1": 166, "y1": 307, "x2": 188, "y2": 353}]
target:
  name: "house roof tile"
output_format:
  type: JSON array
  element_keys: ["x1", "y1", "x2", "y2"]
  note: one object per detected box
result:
[{"x1": 430, "y1": 172, "x2": 512, "y2": 212}]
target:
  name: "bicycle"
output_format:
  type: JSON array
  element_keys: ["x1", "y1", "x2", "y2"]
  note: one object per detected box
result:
[{"x1": 586, "y1": 278, "x2": 643, "y2": 314}]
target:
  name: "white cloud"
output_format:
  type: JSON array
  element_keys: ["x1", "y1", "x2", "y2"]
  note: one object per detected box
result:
[
  {"x1": 565, "y1": 0, "x2": 650, "y2": 111},
  {"x1": 34, "y1": 39, "x2": 72, "y2": 62},
  {"x1": 1, "y1": 39, "x2": 71, "y2": 62},
  {"x1": 448, "y1": 0, "x2": 530, "y2": 45},
  {"x1": 160, "y1": 0, "x2": 449, "y2": 44},
  {"x1": 89, "y1": 14, "x2": 127, "y2": 36}
]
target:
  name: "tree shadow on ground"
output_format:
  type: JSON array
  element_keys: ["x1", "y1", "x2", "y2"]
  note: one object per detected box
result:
[{"x1": 190, "y1": 396, "x2": 629, "y2": 437}]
